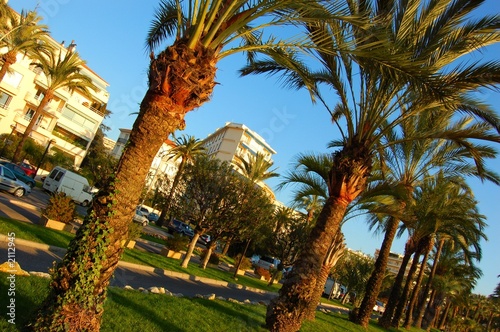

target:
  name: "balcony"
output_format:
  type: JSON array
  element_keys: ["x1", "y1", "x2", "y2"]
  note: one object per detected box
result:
[{"x1": 24, "y1": 92, "x2": 42, "y2": 107}]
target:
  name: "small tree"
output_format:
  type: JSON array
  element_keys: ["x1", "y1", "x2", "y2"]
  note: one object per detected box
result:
[{"x1": 41, "y1": 192, "x2": 76, "y2": 224}]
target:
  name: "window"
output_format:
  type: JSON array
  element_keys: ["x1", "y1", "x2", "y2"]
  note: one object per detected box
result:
[
  {"x1": 25, "y1": 108, "x2": 44, "y2": 125},
  {"x1": 54, "y1": 171, "x2": 63, "y2": 181},
  {"x1": 0, "y1": 92, "x2": 12, "y2": 109},
  {"x1": 61, "y1": 106, "x2": 97, "y2": 131},
  {"x1": 2, "y1": 167, "x2": 16, "y2": 180}
]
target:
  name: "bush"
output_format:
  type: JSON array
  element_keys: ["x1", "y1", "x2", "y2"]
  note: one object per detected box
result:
[
  {"x1": 127, "y1": 222, "x2": 143, "y2": 241},
  {"x1": 200, "y1": 249, "x2": 220, "y2": 265},
  {"x1": 233, "y1": 254, "x2": 252, "y2": 270},
  {"x1": 254, "y1": 266, "x2": 271, "y2": 281},
  {"x1": 164, "y1": 233, "x2": 189, "y2": 252},
  {"x1": 41, "y1": 192, "x2": 76, "y2": 224}
]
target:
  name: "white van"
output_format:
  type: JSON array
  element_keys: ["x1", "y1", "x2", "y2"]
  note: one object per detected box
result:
[{"x1": 43, "y1": 166, "x2": 94, "y2": 206}]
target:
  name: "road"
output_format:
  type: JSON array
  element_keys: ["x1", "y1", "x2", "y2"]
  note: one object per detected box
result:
[{"x1": 0, "y1": 241, "x2": 277, "y2": 303}]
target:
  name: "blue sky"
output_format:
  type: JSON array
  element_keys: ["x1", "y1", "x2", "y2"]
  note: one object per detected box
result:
[{"x1": 12, "y1": 0, "x2": 500, "y2": 296}]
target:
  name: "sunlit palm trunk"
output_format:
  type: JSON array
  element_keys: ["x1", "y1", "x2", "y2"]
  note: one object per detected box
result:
[
  {"x1": 354, "y1": 216, "x2": 399, "y2": 327},
  {"x1": 379, "y1": 238, "x2": 415, "y2": 328},
  {"x1": 12, "y1": 91, "x2": 52, "y2": 163},
  {"x1": 266, "y1": 196, "x2": 349, "y2": 332},
  {"x1": 32, "y1": 42, "x2": 216, "y2": 331},
  {"x1": 304, "y1": 230, "x2": 344, "y2": 320}
]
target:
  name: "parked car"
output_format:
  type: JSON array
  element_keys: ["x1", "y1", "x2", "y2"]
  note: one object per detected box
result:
[
  {"x1": 0, "y1": 164, "x2": 31, "y2": 197},
  {"x1": 17, "y1": 162, "x2": 36, "y2": 178},
  {"x1": 167, "y1": 219, "x2": 194, "y2": 238},
  {"x1": 133, "y1": 208, "x2": 149, "y2": 227},
  {"x1": 147, "y1": 212, "x2": 160, "y2": 222},
  {"x1": 373, "y1": 301, "x2": 386, "y2": 314},
  {"x1": 136, "y1": 205, "x2": 150, "y2": 217},
  {"x1": 197, "y1": 234, "x2": 211, "y2": 246},
  {"x1": 255, "y1": 255, "x2": 281, "y2": 270},
  {"x1": 0, "y1": 161, "x2": 36, "y2": 189}
]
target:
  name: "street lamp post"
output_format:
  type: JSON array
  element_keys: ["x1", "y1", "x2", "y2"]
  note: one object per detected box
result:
[
  {"x1": 34, "y1": 139, "x2": 56, "y2": 178},
  {"x1": 0, "y1": 123, "x2": 18, "y2": 158}
]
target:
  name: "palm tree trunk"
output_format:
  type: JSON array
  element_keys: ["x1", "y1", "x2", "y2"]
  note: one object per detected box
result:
[
  {"x1": 438, "y1": 298, "x2": 452, "y2": 330},
  {"x1": 265, "y1": 196, "x2": 350, "y2": 332},
  {"x1": 379, "y1": 237, "x2": 414, "y2": 328},
  {"x1": 304, "y1": 230, "x2": 344, "y2": 321},
  {"x1": 12, "y1": 92, "x2": 52, "y2": 163},
  {"x1": 354, "y1": 216, "x2": 400, "y2": 327},
  {"x1": 391, "y1": 246, "x2": 422, "y2": 328},
  {"x1": 413, "y1": 238, "x2": 445, "y2": 328},
  {"x1": 404, "y1": 240, "x2": 432, "y2": 328},
  {"x1": 32, "y1": 90, "x2": 186, "y2": 330}
]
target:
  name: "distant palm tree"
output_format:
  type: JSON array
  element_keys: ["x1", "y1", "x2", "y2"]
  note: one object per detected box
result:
[
  {"x1": 234, "y1": 151, "x2": 279, "y2": 184},
  {"x1": 12, "y1": 48, "x2": 95, "y2": 163},
  {"x1": 156, "y1": 134, "x2": 205, "y2": 226},
  {"x1": 0, "y1": 8, "x2": 51, "y2": 81}
]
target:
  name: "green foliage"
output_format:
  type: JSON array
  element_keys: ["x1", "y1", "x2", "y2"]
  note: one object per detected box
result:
[
  {"x1": 234, "y1": 254, "x2": 252, "y2": 270},
  {"x1": 80, "y1": 128, "x2": 118, "y2": 187},
  {"x1": 41, "y1": 192, "x2": 76, "y2": 224},
  {"x1": 127, "y1": 222, "x2": 143, "y2": 241},
  {"x1": 164, "y1": 233, "x2": 189, "y2": 252}
]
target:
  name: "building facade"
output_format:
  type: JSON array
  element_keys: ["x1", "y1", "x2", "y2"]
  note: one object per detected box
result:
[
  {"x1": 374, "y1": 249, "x2": 415, "y2": 277},
  {"x1": 201, "y1": 122, "x2": 277, "y2": 198},
  {"x1": 0, "y1": 38, "x2": 109, "y2": 167}
]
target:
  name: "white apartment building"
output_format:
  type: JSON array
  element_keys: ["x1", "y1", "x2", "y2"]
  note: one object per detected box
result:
[
  {"x1": 374, "y1": 249, "x2": 417, "y2": 277},
  {"x1": 0, "y1": 38, "x2": 109, "y2": 167},
  {"x1": 202, "y1": 122, "x2": 277, "y2": 199}
]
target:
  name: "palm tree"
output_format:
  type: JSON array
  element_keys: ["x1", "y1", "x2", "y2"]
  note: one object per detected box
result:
[
  {"x1": 11, "y1": 47, "x2": 95, "y2": 163},
  {"x1": 234, "y1": 151, "x2": 279, "y2": 184},
  {"x1": 156, "y1": 134, "x2": 205, "y2": 226},
  {"x1": 0, "y1": 8, "x2": 51, "y2": 82},
  {"x1": 32, "y1": 2, "x2": 344, "y2": 329},
  {"x1": 240, "y1": 0, "x2": 500, "y2": 329}
]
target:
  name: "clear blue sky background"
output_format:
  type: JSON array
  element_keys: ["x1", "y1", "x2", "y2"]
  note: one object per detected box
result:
[{"x1": 13, "y1": 0, "x2": 499, "y2": 296}]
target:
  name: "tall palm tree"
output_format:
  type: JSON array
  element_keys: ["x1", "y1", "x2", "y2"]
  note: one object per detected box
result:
[
  {"x1": 241, "y1": 0, "x2": 500, "y2": 329},
  {"x1": 156, "y1": 134, "x2": 205, "y2": 226},
  {"x1": 12, "y1": 47, "x2": 95, "y2": 163},
  {"x1": 0, "y1": 8, "x2": 51, "y2": 81},
  {"x1": 31, "y1": 2, "x2": 347, "y2": 330}
]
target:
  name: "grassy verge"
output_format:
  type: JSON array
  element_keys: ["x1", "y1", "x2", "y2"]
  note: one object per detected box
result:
[
  {"x1": 0, "y1": 272, "x2": 426, "y2": 332},
  {"x1": 0, "y1": 218, "x2": 282, "y2": 293}
]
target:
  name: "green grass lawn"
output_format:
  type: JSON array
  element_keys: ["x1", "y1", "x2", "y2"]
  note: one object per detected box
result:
[{"x1": 0, "y1": 272, "x2": 428, "y2": 332}]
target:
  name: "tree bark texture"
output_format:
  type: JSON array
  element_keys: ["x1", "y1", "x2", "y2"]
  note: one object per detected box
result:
[
  {"x1": 31, "y1": 41, "x2": 216, "y2": 331},
  {"x1": 265, "y1": 197, "x2": 349, "y2": 332},
  {"x1": 354, "y1": 216, "x2": 400, "y2": 327},
  {"x1": 266, "y1": 143, "x2": 371, "y2": 332}
]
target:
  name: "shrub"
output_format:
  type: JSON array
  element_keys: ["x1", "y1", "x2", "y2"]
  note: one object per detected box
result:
[
  {"x1": 200, "y1": 249, "x2": 220, "y2": 265},
  {"x1": 164, "y1": 233, "x2": 189, "y2": 252},
  {"x1": 127, "y1": 222, "x2": 143, "y2": 241},
  {"x1": 254, "y1": 266, "x2": 271, "y2": 281},
  {"x1": 41, "y1": 192, "x2": 76, "y2": 224},
  {"x1": 233, "y1": 254, "x2": 252, "y2": 270}
]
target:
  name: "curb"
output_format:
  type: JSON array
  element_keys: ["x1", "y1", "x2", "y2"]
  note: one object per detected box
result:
[{"x1": 0, "y1": 235, "x2": 274, "y2": 296}]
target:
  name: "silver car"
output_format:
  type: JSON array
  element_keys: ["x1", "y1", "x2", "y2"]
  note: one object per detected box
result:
[{"x1": 0, "y1": 164, "x2": 31, "y2": 197}]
